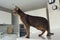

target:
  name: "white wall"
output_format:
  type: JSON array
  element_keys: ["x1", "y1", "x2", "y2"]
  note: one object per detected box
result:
[
  {"x1": 0, "y1": 11, "x2": 12, "y2": 24},
  {"x1": 48, "y1": 0, "x2": 60, "y2": 29}
]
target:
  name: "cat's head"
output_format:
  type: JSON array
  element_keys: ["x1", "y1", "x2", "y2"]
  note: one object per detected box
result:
[{"x1": 12, "y1": 6, "x2": 20, "y2": 15}]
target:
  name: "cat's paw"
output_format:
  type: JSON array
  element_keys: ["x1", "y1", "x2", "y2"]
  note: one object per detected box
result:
[
  {"x1": 38, "y1": 34, "x2": 42, "y2": 37},
  {"x1": 26, "y1": 36, "x2": 29, "y2": 38}
]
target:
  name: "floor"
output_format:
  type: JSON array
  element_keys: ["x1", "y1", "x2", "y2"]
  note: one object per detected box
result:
[
  {"x1": 0, "y1": 27, "x2": 60, "y2": 40},
  {"x1": 0, "y1": 33, "x2": 17, "y2": 40},
  {"x1": 17, "y1": 27, "x2": 60, "y2": 40}
]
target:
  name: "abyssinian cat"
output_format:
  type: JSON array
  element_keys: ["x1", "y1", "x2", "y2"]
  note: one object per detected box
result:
[{"x1": 12, "y1": 6, "x2": 54, "y2": 38}]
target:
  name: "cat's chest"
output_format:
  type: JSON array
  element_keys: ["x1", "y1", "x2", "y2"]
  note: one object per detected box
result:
[{"x1": 20, "y1": 15, "x2": 27, "y2": 23}]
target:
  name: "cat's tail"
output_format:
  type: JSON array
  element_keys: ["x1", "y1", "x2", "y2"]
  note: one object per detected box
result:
[{"x1": 47, "y1": 22, "x2": 54, "y2": 36}]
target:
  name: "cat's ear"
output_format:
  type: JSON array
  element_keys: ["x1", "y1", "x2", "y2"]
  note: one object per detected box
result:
[{"x1": 15, "y1": 5, "x2": 19, "y2": 10}]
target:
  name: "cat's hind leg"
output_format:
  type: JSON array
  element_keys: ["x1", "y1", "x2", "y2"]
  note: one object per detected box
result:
[{"x1": 39, "y1": 30, "x2": 45, "y2": 37}]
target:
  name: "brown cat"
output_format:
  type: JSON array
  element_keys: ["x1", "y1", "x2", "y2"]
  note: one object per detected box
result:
[{"x1": 12, "y1": 6, "x2": 54, "y2": 38}]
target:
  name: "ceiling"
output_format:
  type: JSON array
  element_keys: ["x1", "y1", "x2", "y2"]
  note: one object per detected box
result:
[{"x1": 0, "y1": 0, "x2": 48, "y2": 13}]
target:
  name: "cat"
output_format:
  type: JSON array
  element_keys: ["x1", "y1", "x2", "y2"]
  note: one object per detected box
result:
[{"x1": 12, "y1": 6, "x2": 54, "y2": 38}]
